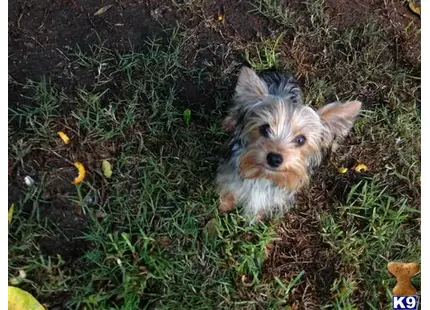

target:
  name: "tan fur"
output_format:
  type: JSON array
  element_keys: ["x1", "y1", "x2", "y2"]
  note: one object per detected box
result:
[{"x1": 219, "y1": 192, "x2": 236, "y2": 213}]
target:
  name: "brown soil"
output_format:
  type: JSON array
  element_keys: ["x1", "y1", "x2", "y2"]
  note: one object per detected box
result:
[{"x1": 325, "y1": 0, "x2": 420, "y2": 65}]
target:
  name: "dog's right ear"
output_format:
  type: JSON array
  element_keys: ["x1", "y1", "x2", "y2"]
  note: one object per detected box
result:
[
  {"x1": 223, "y1": 67, "x2": 268, "y2": 132},
  {"x1": 234, "y1": 67, "x2": 268, "y2": 105}
]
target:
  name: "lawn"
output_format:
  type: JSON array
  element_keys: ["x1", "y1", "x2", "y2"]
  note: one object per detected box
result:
[{"x1": 8, "y1": 0, "x2": 420, "y2": 309}]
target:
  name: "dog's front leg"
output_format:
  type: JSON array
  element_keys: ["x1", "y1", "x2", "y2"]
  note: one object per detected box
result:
[{"x1": 218, "y1": 191, "x2": 237, "y2": 213}]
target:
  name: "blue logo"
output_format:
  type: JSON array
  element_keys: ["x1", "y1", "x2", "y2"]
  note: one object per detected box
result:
[{"x1": 392, "y1": 296, "x2": 419, "y2": 310}]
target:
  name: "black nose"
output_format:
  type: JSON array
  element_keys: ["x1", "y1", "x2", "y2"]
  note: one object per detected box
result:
[{"x1": 267, "y1": 152, "x2": 283, "y2": 168}]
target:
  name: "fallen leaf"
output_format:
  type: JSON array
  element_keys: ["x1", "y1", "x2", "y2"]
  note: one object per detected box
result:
[
  {"x1": 354, "y1": 163, "x2": 368, "y2": 172},
  {"x1": 101, "y1": 160, "x2": 113, "y2": 178},
  {"x1": 8, "y1": 204, "x2": 14, "y2": 224},
  {"x1": 408, "y1": 0, "x2": 420, "y2": 16},
  {"x1": 184, "y1": 109, "x2": 191, "y2": 125},
  {"x1": 338, "y1": 167, "x2": 348, "y2": 174},
  {"x1": 8, "y1": 286, "x2": 45, "y2": 310},
  {"x1": 217, "y1": 14, "x2": 223, "y2": 21},
  {"x1": 57, "y1": 131, "x2": 70, "y2": 144},
  {"x1": 94, "y1": 4, "x2": 113, "y2": 16},
  {"x1": 72, "y1": 162, "x2": 86, "y2": 185}
]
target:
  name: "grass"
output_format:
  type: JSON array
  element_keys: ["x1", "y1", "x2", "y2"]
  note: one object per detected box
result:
[
  {"x1": 321, "y1": 179, "x2": 420, "y2": 309},
  {"x1": 8, "y1": 0, "x2": 420, "y2": 309},
  {"x1": 245, "y1": 33, "x2": 284, "y2": 71}
]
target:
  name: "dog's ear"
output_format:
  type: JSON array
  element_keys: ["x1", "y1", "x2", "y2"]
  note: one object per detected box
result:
[
  {"x1": 235, "y1": 67, "x2": 268, "y2": 104},
  {"x1": 223, "y1": 67, "x2": 268, "y2": 132},
  {"x1": 318, "y1": 101, "x2": 362, "y2": 139}
]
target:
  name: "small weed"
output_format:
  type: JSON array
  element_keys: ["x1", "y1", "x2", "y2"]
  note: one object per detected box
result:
[{"x1": 245, "y1": 33, "x2": 284, "y2": 71}]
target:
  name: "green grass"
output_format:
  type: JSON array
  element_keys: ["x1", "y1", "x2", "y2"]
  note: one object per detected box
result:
[
  {"x1": 8, "y1": 1, "x2": 420, "y2": 309},
  {"x1": 320, "y1": 179, "x2": 420, "y2": 309}
]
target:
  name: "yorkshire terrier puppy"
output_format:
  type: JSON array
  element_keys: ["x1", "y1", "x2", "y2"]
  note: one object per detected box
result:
[{"x1": 216, "y1": 67, "x2": 361, "y2": 221}]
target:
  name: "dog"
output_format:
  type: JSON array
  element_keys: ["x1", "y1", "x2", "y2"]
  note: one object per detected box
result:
[{"x1": 216, "y1": 66, "x2": 361, "y2": 221}]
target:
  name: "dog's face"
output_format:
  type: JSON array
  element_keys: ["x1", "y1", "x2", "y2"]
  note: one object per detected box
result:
[{"x1": 227, "y1": 67, "x2": 361, "y2": 191}]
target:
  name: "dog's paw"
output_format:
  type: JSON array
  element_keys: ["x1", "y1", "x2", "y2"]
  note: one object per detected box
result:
[{"x1": 218, "y1": 192, "x2": 236, "y2": 213}]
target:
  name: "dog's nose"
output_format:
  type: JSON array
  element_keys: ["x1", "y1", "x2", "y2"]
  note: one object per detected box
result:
[{"x1": 267, "y1": 152, "x2": 283, "y2": 168}]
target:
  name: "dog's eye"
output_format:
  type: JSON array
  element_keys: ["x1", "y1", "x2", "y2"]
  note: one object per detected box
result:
[
  {"x1": 294, "y1": 134, "x2": 306, "y2": 146},
  {"x1": 259, "y1": 124, "x2": 271, "y2": 137}
]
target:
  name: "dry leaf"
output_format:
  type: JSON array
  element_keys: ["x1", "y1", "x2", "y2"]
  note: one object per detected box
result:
[
  {"x1": 8, "y1": 286, "x2": 45, "y2": 310},
  {"x1": 57, "y1": 131, "x2": 70, "y2": 144},
  {"x1": 72, "y1": 162, "x2": 86, "y2": 185},
  {"x1": 408, "y1": 0, "x2": 420, "y2": 16},
  {"x1": 8, "y1": 203, "x2": 14, "y2": 224},
  {"x1": 94, "y1": 5, "x2": 113, "y2": 16}
]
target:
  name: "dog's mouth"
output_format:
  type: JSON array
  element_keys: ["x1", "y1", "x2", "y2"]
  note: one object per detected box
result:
[{"x1": 261, "y1": 164, "x2": 287, "y2": 173}]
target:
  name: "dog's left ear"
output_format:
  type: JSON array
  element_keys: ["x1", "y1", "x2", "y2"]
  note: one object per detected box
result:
[{"x1": 318, "y1": 101, "x2": 362, "y2": 139}]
